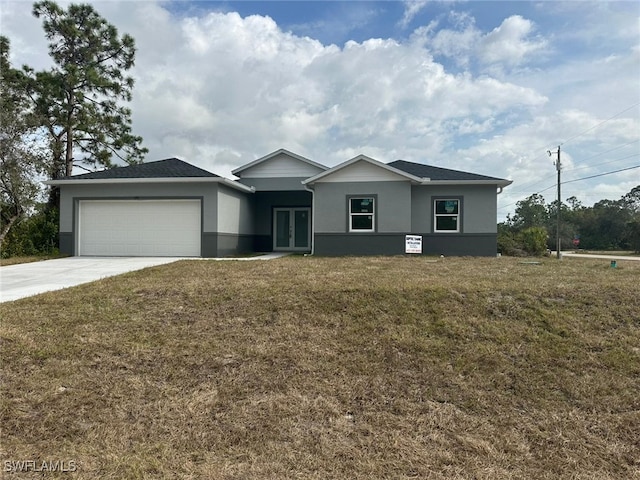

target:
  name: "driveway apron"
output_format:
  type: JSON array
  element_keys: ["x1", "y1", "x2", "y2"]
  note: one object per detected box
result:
[
  {"x1": 0, "y1": 257, "x2": 182, "y2": 303},
  {"x1": 0, "y1": 254, "x2": 290, "y2": 303}
]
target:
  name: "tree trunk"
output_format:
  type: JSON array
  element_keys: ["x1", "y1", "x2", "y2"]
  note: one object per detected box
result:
[
  {"x1": 65, "y1": 126, "x2": 73, "y2": 176},
  {"x1": 0, "y1": 212, "x2": 20, "y2": 247},
  {"x1": 65, "y1": 91, "x2": 74, "y2": 177}
]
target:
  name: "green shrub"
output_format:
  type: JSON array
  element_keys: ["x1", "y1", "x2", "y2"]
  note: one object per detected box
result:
[
  {"x1": 0, "y1": 207, "x2": 59, "y2": 258},
  {"x1": 520, "y1": 226, "x2": 548, "y2": 256},
  {"x1": 497, "y1": 227, "x2": 521, "y2": 256}
]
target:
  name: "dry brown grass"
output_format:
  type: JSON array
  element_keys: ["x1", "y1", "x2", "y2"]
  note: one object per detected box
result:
[
  {"x1": 0, "y1": 254, "x2": 67, "y2": 267},
  {"x1": 1, "y1": 256, "x2": 639, "y2": 479}
]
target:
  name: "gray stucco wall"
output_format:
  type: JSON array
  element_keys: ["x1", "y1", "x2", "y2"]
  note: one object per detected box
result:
[
  {"x1": 313, "y1": 181, "x2": 412, "y2": 233},
  {"x1": 313, "y1": 233, "x2": 497, "y2": 256},
  {"x1": 217, "y1": 184, "x2": 254, "y2": 235},
  {"x1": 314, "y1": 233, "x2": 405, "y2": 256},
  {"x1": 411, "y1": 184, "x2": 498, "y2": 234},
  {"x1": 58, "y1": 182, "x2": 232, "y2": 257},
  {"x1": 56, "y1": 179, "x2": 500, "y2": 257},
  {"x1": 312, "y1": 182, "x2": 499, "y2": 256},
  {"x1": 420, "y1": 234, "x2": 497, "y2": 256},
  {"x1": 202, "y1": 233, "x2": 254, "y2": 257},
  {"x1": 59, "y1": 182, "x2": 220, "y2": 233}
]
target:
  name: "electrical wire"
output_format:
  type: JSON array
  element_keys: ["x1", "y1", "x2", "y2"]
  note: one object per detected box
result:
[
  {"x1": 570, "y1": 138, "x2": 639, "y2": 166},
  {"x1": 564, "y1": 152, "x2": 640, "y2": 174},
  {"x1": 511, "y1": 106, "x2": 640, "y2": 193},
  {"x1": 560, "y1": 102, "x2": 640, "y2": 147},
  {"x1": 497, "y1": 164, "x2": 640, "y2": 210},
  {"x1": 561, "y1": 164, "x2": 640, "y2": 185},
  {"x1": 500, "y1": 106, "x2": 640, "y2": 209}
]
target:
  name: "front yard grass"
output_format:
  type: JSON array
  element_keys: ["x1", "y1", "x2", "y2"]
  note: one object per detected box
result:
[
  {"x1": 1, "y1": 256, "x2": 638, "y2": 479},
  {"x1": 0, "y1": 254, "x2": 67, "y2": 267}
]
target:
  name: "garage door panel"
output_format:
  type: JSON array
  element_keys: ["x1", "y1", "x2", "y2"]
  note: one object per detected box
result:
[{"x1": 78, "y1": 200, "x2": 201, "y2": 257}]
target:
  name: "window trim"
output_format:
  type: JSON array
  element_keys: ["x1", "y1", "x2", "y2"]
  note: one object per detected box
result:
[
  {"x1": 348, "y1": 195, "x2": 376, "y2": 233},
  {"x1": 433, "y1": 197, "x2": 462, "y2": 233}
]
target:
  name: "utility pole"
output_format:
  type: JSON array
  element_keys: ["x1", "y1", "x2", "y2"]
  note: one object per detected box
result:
[{"x1": 548, "y1": 146, "x2": 561, "y2": 259}]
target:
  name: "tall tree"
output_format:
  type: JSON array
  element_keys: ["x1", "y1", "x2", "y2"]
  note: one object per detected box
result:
[
  {"x1": 510, "y1": 193, "x2": 549, "y2": 229},
  {"x1": 0, "y1": 36, "x2": 44, "y2": 246},
  {"x1": 621, "y1": 185, "x2": 640, "y2": 252},
  {"x1": 26, "y1": 0, "x2": 147, "y2": 194},
  {"x1": 621, "y1": 185, "x2": 640, "y2": 213}
]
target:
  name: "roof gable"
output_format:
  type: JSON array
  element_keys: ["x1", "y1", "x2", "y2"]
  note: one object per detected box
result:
[
  {"x1": 232, "y1": 149, "x2": 327, "y2": 178},
  {"x1": 303, "y1": 155, "x2": 423, "y2": 185},
  {"x1": 61, "y1": 158, "x2": 219, "y2": 180},
  {"x1": 388, "y1": 160, "x2": 509, "y2": 183}
]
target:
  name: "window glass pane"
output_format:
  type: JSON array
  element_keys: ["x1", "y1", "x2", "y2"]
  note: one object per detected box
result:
[
  {"x1": 352, "y1": 215, "x2": 373, "y2": 230},
  {"x1": 436, "y1": 216, "x2": 458, "y2": 231},
  {"x1": 435, "y1": 200, "x2": 458, "y2": 215},
  {"x1": 351, "y1": 198, "x2": 374, "y2": 214},
  {"x1": 276, "y1": 210, "x2": 290, "y2": 247}
]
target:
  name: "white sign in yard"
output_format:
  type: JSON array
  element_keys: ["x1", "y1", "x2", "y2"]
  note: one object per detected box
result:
[{"x1": 405, "y1": 235, "x2": 422, "y2": 254}]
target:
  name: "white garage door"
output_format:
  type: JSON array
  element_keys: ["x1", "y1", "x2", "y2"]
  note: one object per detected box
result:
[{"x1": 78, "y1": 200, "x2": 201, "y2": 257}]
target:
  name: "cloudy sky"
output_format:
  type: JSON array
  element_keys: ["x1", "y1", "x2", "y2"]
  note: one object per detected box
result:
[{"x1": 1, "y1": 0, "x2": 639, "y2": 220}]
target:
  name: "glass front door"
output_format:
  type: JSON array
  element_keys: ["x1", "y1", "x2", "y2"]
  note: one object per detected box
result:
[{"x1": 273, "y1": 208, "x2": 310, "y2": 251}]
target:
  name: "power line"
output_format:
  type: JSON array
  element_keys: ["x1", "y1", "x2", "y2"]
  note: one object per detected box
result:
[
  {"x1": 497, "y1": 164, "x2": 640, "y2": 210},
  {"x1": 512, "y1": 144, "x2": 640, "y2": 194},
  {"x1": 509, "y1": 150, "x2": 639, "y2": 194},
  {"x1": 570, "y1": 138, "x2": 639, "y2": 166},
  {"x1": 560, "y1": 102, "x2": 640, "y2": 147},
  {"x1": 508, "y1": 174, "x2": 557, "y2": 194},
  {"x1": 564, "y1": 152, "x2": 640, "y2": 174},
  {"x1": 497, "y1": 103, "x2": 640, "y2": 212},
  {"x1": 498, "y1": 184, "x2": 556, "y2": 210},
  {"x1": 513, "y1": 105, "x2": 640, "y2": 192},
  {"x1": 561, "y1": 164, "x2": 640, "y2": 185}
]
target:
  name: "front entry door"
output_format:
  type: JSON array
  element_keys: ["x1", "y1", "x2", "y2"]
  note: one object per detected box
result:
[{"x1": 274, "y1": 208, "x2": 310, "y2": 251}]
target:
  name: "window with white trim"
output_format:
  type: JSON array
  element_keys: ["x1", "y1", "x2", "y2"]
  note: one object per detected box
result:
[
  {"x1": 349, "y1": 197, "x2": 375, "y2": 232},
  {"x1": 434, "y1": 199, "x2": 460, "y2": 232}
]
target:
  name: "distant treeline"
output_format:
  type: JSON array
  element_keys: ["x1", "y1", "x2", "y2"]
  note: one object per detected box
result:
[{"x1": 498, "y1": 186, "x2": 640, "y2": 256}]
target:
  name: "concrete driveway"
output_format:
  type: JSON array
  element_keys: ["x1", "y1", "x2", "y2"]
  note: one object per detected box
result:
[
  {"x1": 0, "y1": 257, "x2": 182, "y2": 303},
  {"x1": 0, "y1": 253, "x2": 291, "y2": 303}
]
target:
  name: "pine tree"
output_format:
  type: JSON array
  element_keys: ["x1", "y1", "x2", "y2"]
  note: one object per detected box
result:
[{"x1": 26, "y1": 1, "x2": 147, "y2": 193}]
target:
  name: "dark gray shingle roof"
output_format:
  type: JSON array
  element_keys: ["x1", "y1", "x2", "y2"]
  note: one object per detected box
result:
[
  {"x1": 388, "y1": 160, "x2": 507, "y2": 182},
  {"x1": 63, "y1": 158, "x2": 219, "y2": 180}
]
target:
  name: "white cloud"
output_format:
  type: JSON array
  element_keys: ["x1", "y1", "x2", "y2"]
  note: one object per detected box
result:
[
  {"x1": 421, "y1": 13, "x2": 547, "y2": 71},
  {"x1": 399, "y1": 0, "x2": 430, "y2": 29},
  {"x1": 478, "y1": 15, "x2": 547, "y2": 66},
  {"x1": 456, "y1": 108, "x2": 640, "y2": 220},
  {"x1": 1, "y1": 1, "x2": 637, "y2": 216},
  {"x1": 105, "y1": 6, "x2": 547, "y2": 176}
]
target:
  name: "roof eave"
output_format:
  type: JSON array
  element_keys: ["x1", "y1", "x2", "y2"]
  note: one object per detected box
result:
[
  {"x1": 422, "y1": 179, "x2": 513, "y2": 187},
  {"x1": 220, "y1": 177, "x2": 256, "y2": 193},
  {"x1": 44, "y1": 177, "x2": 255, "y2": 192}
]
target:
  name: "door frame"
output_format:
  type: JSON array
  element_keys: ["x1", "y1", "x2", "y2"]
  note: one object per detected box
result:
[{"x1": 273, "y1": 207, "x2": 311, "y2": 252}]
